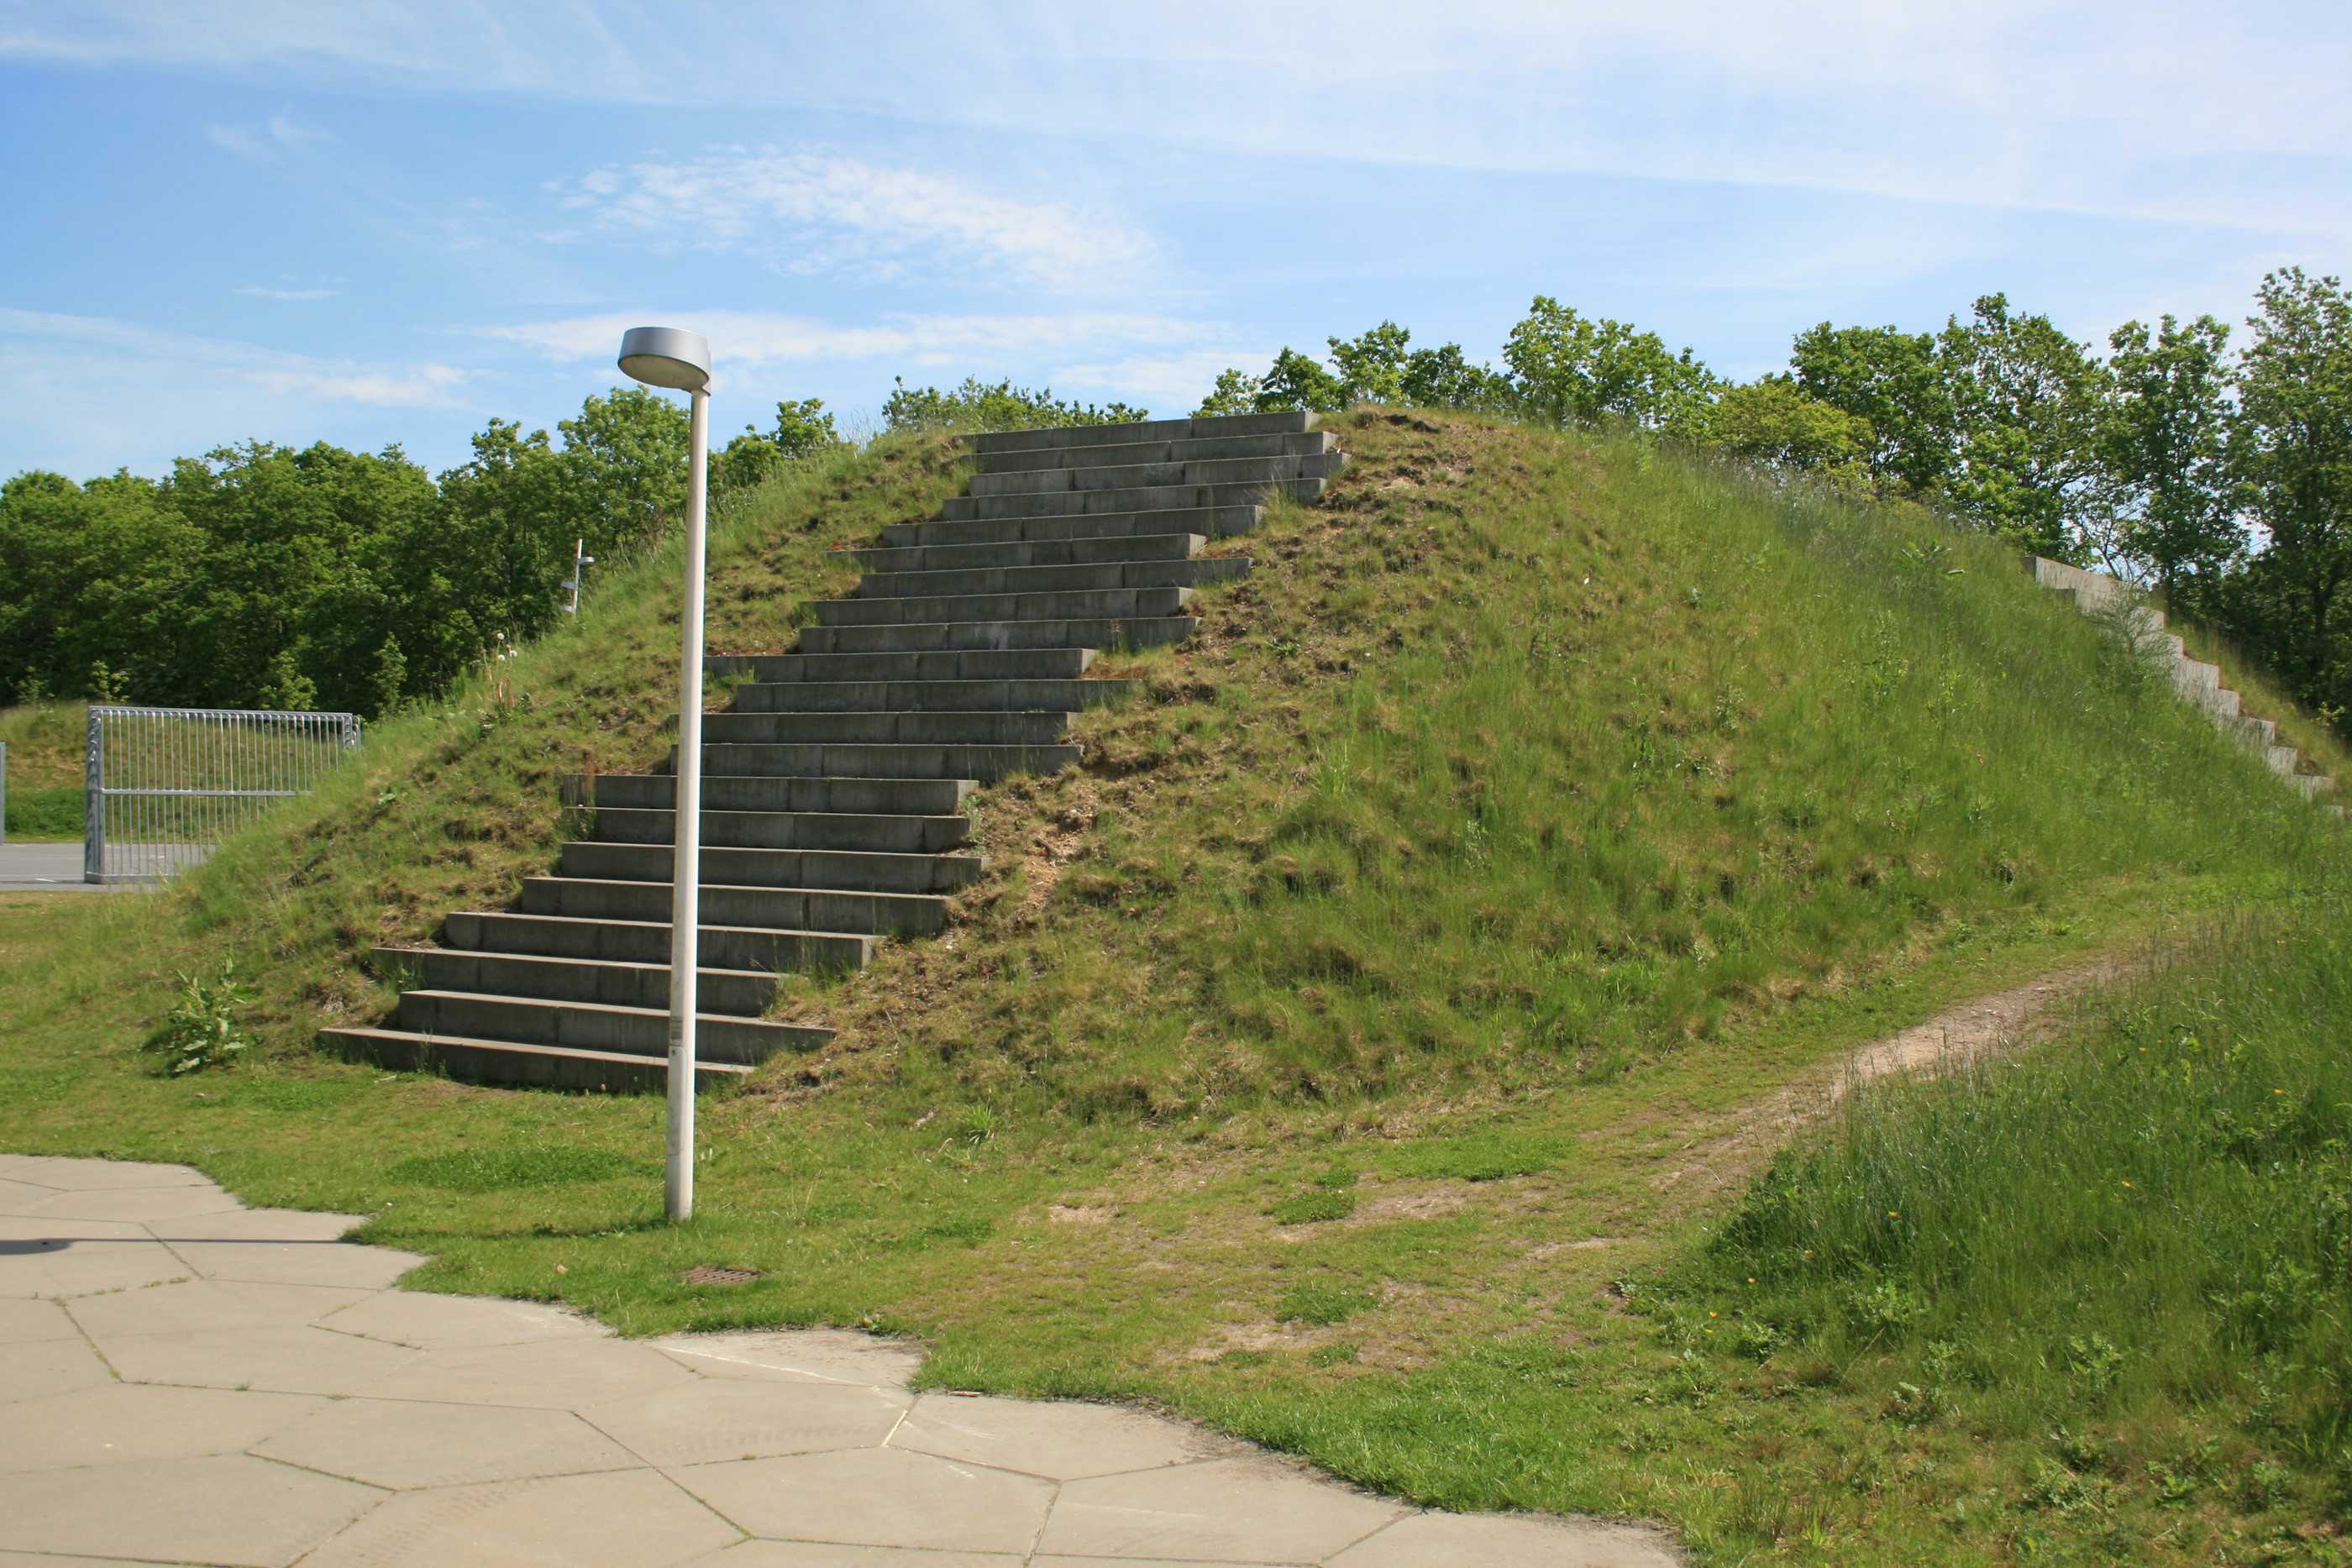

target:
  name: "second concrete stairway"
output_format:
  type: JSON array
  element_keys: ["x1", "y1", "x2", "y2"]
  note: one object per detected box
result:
[{"x1": 323, "y1": 410, "x2": 1341, "y2": 1089}]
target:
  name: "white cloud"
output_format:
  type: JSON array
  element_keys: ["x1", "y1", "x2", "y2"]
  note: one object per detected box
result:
[
  {"x1": 486, "y1": 310, "x2": 1219, "y2": 381},
  {"x1": 0, "y1": 308, "x2": 474, "y2": 412},
  {"x1": 205, "y1": 109, "x2": 327, "y2": 163},
  {"x1": 546, "y1": 147, "x2": 1156, "y2": 290},
  {"x1": 237, "y1": 284, "x2": 340, "y2": 301}
]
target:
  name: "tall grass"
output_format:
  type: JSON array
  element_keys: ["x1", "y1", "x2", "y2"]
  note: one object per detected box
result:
[{"x1": 1682, "y1": 889, "x2": 2352, "y2": 1515}]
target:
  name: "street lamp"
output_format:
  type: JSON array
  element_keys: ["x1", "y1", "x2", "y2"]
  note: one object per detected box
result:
[{"x1": 617, "y1": 325, "x2": 712, "y2": 1225}]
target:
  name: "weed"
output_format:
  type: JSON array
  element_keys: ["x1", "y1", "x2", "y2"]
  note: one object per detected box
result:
[{"x1": 143, "y1": 959, "x2": 256, "y2": 1076}]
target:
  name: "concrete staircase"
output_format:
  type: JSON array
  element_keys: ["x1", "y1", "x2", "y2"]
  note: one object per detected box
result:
[
  {"x1": 2025, "y1": 556, "x2": 2341, "y2": 811},
  {"x1": 323, "y1": 411, "x2": 1342, "y2": 1090}
]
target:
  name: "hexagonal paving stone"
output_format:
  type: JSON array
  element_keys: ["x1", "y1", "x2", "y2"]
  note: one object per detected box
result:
[
  {"x1": 0, "y1": 1382, "x2": 323, "y2": 1471},
  {"x1": 0, "y1": 1298, "x2": 76, "y2": 1343},
  {"x1": 0, "y1": 1216, "x2": 189, "y2": 1298},
  {"x1": 315, "y1": 1287, "x2": 609, "y2": 1348},
  {"x1": 1039, "y1": 1457, "x2": 1410, "y2": 1565},
  {"x1": 1326, "y1": 1510, "x2": 1684, "y2": 1567},
  {"x1": 581, "y1": 1377, "x2": 909, "y2": 1468},
  {"x1": 66, "y1": 1277, "x2": 372, "y2": 1340},
  {"x1": 890, "y1": 1392, "x2": 1232, "y2": 1481},
  {"x1": 0, "y1": 1156, "x2": 216, "y2": 1189},
  {"x1": 648, "y1": 1328, "x2": 924, "y2": 1389},
  {"x1": 13, "y1": 1184, "x2": 247, "y2": 1224},
  {"x1": 673, "y1": 1446, "x2": 1053, "y2": 1555},
  {"x1": 97, "y1": 1324, "x2": 423, "y2": 1396},
  {"x1": 254, "y1": 1397, "x2": 641, "y2": 1489},
  {"x1": 297, "y1": 1467, "x2": 738, "y2": 1567},
  {"x1": 0, "y1": 1338, "x2": 113, "y2": 1404},
  {"x1": 0, "y1": 1452, "x2": 381, "y2": 1565},
  {"x1": 354, "y1": 1335, "x2": 699, "y2": 1409}
]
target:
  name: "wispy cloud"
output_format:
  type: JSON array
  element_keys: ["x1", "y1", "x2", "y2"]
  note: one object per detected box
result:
[
  {"x1": 486, "y1": 309, "x2": 1218, "y2": 379},
  {"x1": 0, "y1": 308, "x2": 473, "y2": 410},
  {"x1": 543, "y1": 148, "x2": 1157, "y2": 290},
  {"x1": 206, "y1": 110, "x2": 327, "y2": 164},
  {"x1": 237, "y1": 284, "x2": 340, "y2": 302}
]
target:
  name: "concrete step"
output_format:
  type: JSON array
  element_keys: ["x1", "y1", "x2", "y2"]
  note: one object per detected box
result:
[
  {"x1": 2289, "y1": 773, "x2": 2339, "y2": 799},
  {"x1": 589, "y1": 805, "x2": 969, "y2": 853},
  {"x1": 733, "y1": 679, "x2": 1135, "y2": 715},
  {"x1": 795, "y1": 617, "x2": 1195, "y2": 657},
  {"x1": 853, "y1": 558, "x2": 1249, "y2": 600},
  {"x1": 575, "y1": 773, "x2": 972, "y2": 816},
  {"x1": 2265, "y1": 745, "x2": 2302, "y2": 778},
  {"x1": 940, "y1": 477, "x2": 1326, "y2": 523},
  {"x1": 880, "y1": 506, "x2": 1262, "y2": 549},
  {"x1": 701, "y1": 710, "x2": 1073, "y2": 747},
  {"x1": 442, "y1": 910, "x2": 874, "y2": 973},
  {"x1": 2230, "y1": 716, "x2": 2278, "y2": 748},
  {"x1": 323, "y1": 1029, "x2": 749, "y2": 1092},
  {"x1": 711, "y1": 648, "x2": 1095, "y2": 684},
  {"x1": 374, "y1": 946, "x2": 777, "y2": 1015},
  {"x1": 968, "y1": 451, "x2": 1346, "y2": 499},
  {"x1": 968, "y1": 429, "x2": 1334, "y2": 475},
  {"x1": 559, "y1": 840, "x2": 985, "y2": 894},
  {"x1": 519, "y1": 875, "x2": 950, "y2": 936},
  {"x1": 960, "y1": 410, "x2": 1315, "y2": 455},
  {"x1": 811, "y1": 585, "x2": 1193, "y2": 627},
  {"x1": 690, "y1": 741, "x2": 1081, "y2": 784},
  {"x1": 395, "y1": 989, "x2": 824, "y2": 1066},
  {"x1": 843, "y1": 532, "x2": 1204, "y2": 574}
]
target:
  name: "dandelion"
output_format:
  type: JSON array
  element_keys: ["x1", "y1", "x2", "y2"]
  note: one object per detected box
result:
[
  {"x1": 1709, "y1": 1311, "x2": 1718, "y2": 1319},
  {"x1": 2120, "y1": 1181, "x2": 2133, "y2": 1189},
  {"x1": 1887, "y1": 1211, "x2": 1899, "y2": 1219}
]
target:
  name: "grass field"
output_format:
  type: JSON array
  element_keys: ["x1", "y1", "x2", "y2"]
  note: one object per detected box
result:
[
  {"x1": 0, "y1": 700, "x2": 84, "y2": 839},
  {"x1": 1, "y1": 412, "x2": 2344, "y2": 1565}
]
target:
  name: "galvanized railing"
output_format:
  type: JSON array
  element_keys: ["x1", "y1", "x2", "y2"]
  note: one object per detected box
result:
[{"x1": 85, "y1": 706, "x2": 362, "y2": 884}]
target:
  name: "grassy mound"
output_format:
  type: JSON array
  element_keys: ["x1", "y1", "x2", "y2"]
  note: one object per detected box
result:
[
  {"x1": 0, "y1": 700, "x2": 85, "y2": 839},
  {"x1": 1, "y1": 410, "x2": 2344, "y2": 1565}
]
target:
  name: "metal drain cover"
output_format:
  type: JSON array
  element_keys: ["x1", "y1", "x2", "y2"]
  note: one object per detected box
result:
[{"x1": 680, "y1": 1265, "x2": 764, "y2": 1285}]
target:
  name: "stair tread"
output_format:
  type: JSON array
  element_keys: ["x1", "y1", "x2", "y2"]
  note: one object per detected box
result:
[
  {"x1": 529, "y1": 874, "x2": 950, "y2": 904},
  {"x1": 445, "y1": 910, "x2": 878, "y2": 940},
  {"x1": 321, "y1": 1027, "x2": 756, "y2": 1079},
  {"x1": 376, "y1": 945, "x2": 775, "y2": 982},
  {"x1": 398, "y1": 987, "x2": 811, "y2": 1025}
]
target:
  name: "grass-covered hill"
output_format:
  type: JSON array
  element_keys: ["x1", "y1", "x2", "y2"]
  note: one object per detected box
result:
[{"x1": 2, "y1": 411, "x2": 2344, "y2": 1565}]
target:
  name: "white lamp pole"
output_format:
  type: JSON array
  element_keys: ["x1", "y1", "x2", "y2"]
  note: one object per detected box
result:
[{"x1": 617, "y1": 325, "x2": 713, "y2": 1225}]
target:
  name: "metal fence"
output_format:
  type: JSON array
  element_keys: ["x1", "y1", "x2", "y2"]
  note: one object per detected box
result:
[{"x1": 85, "y1": 706, "x2": 362, "y2": 884}]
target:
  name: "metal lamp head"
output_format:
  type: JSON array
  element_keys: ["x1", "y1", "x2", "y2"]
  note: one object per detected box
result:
[{"x1": 617, "y1": 326, "x2": 711, "y2": 392}]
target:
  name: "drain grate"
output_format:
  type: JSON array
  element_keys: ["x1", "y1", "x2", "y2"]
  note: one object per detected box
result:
[{"x1": 680, "y1": 1265, "x2": 764, "y2": 1286}]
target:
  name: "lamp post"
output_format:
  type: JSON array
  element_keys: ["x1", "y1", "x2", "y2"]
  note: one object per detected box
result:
[{"x1": 617, "y1": 326, "x2": 712, "y2": 1225}]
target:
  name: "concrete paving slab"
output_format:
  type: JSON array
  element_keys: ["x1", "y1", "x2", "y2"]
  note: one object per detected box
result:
[
  {"x1": 687, "y1": 1544, "x2": 1019, "y2": 1565},
  {"x1": 0, "y1": 1216, "x2": 189, "y2": 1298},
  {"x1": 254, "y1": 1398, "x2": 641, "y2": 1490},
  {"x1": 1032, "y1": 1560, "x2": 1272, "y2": 1567},
  {"x1": 649, "y1": 1328, "x2": 923, "y2": 1389},
  {"x1": 297, "y1": 1468, "x2": 738, "y2": 1567},
  {"x1": 66, "y1": 1277, "x2": 371, "y2": 1339},
  {"x1": 0, "y1": 1297, "x2": 76, "y2": 1342},
  {"x1": 0, "y1": 1337, "x2": 114, "y2": 1403},
  {"x1": 316, "y1": 1286, "x2": 610, "y2": 1349},
  {"x1": 354, "y1": 1335, "x2": 699, "y2": 1409},
  {"x1": 0, "y1": 1155, "x2": 214, "y2": 1188},
  {"x1": 163, "y1": 1235, "x2": 424, "y2": 1290},
  {"x1": 672, "y1": 1447, "x2": 1053, "y2": 1555},
  {"x1": 891, "y1": 1391, "x2": 1234, "y2": 1480},
  {"x1": 153, "y1": 1205, "x2": 365, "y2": 1242},
  {"x1": 1327, "y1": 1510, "x2": 1683, "y2": 1567},
  {"x1": 0, "y1": 1382, "x2": 323, "y2": 1471},
  {"x1": 9, "y1": 1183, "x2": 246, "y2": 1223},
  {"x1": 0, "y1": 1452, "x2": 382, "y2": 1565},
  {"x1": 0, "y1": 1552, "x2": 165, "y2": 1565},
  {"x1": 1040, "y1": 1457, "x2": 1410, "y2": 1565},
  {"x1": 0, "y1": 1179, "x2": 59, "y2": 1209},
  {"x1": 581, "y1": 1378, "x2": 910, "y2": 1468},
  {"x1": 98, "y1": 1324, "x2": 423, "y2": 1396}
]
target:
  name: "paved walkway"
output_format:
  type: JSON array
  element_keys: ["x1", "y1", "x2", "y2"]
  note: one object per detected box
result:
[
  {"x1": 0, "y1": 1153, "x2": 1677, "y2": 1566},
  {"x1": 0, "y1": 842, "x2": 104, "y2": 893}
]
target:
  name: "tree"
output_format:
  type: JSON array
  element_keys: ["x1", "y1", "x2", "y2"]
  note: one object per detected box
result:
[
  {"x1": 2094, "y1": 314, "x2": 2239, "y2": 605},
  {"x1": 1326, "y1": 322, "x2": 1411, "y2": 405},
  {"x1": 1935, "y1": 295, "x2": 2104, "y2": 558},
  {"x1": 882, "y1": 377, "x2": 1145, "y2": 433},
  {"x1": 2227, "y1": 268, "x2": 2352, "y2": 708},
  {"x1": 1789, "y1": 322, "x2": 1954, "y2": 494},
  {"x1": 554, "y1": 387, "x2": 692, "y2": 558},
  {"x1": 1194, "y1": 368, "x2": 1263, "y2": 417},
  {"x1": 1251, "y1": 348, "x2": 1348, "y2": 413},
  {"x1": 1502, "y1": 296, "x2": 1715, "y2": 429},
  {"x1": 1698, "y1": 376, "x2": 1873, "y2": 480}
]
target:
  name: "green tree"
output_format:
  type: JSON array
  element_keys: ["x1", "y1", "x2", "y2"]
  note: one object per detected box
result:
[
  {"x1": 1788, "y1": 322, "x2": 1954, "y2": 494},
  {"x1": 1327, "y1": 322, "x2": 1411, "y2": 405},
  {"x1": 2226, "y1": 269, "x2": 2352, "y2": 711},
  {"x1": 1194, "y1": 368, "x2": 1263, "y2": 417},
  {"x1": 1936, "y1": 294, "x2": 2103, "y2": 558},
  {"x1": 1503, "y1": 296, "x2": 1715, "y2": 429},
  {"x1": 554, "y1": 387, "x2": 692, "y2": 558},
  {"x1": 367, "y1": 635, "x2": 408, "y2": 719},
  {"x1": 1698, "y1": 377, "x2": 1874, "y2": 480},
  {"x1": 1252, "y1": 348, "x2": 1349, "y2": 413},
  {"x1": 881, "y1": 377, "x2": 1145, "y2": 433},
  {"x1": 2094, "y1": 314, "x2": 2239, "y2": 605}
]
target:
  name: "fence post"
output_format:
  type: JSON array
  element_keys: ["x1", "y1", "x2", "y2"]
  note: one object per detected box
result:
[{"x1": 83, "y1": 707, "x2": 104, "y2": 884}]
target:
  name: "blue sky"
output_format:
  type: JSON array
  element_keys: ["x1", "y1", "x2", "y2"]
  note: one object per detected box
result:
[{"x1": 3, "y1": 0, "x2": 2346, "y2": 481}]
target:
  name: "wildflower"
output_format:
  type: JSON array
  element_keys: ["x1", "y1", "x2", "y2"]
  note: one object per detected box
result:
[
  {"x1": 2120, "y1": 1181, "x2": 2133, "y2": 1189},
  {"x1": 1887, "y1": 1211, "x2": 1899, "y2": 1219}
]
